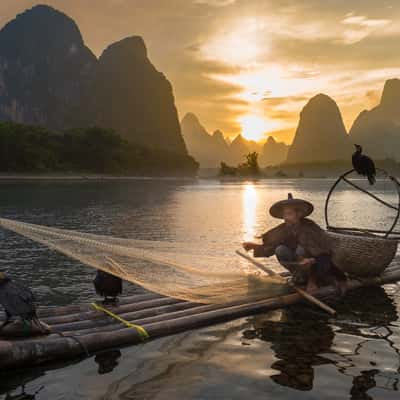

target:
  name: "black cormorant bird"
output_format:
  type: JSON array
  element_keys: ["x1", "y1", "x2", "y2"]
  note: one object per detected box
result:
[
  {"x1": 352, "y1": 144, "x2": 376, "y2": 185},
  {"x1": 0, "y1": 272, "x2": 49, "y2": 333},
  {"x1": 93, "y1": 270, "x2": 122, "y2": 305}
]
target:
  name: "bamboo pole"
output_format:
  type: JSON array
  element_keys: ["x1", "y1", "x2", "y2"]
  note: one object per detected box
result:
[
  {"x1": 0, "y1": 292, "x2": 164, "y2": 321},
  {"x1": 51, "y1": 301, "x2": 199, "y2": 333},
  {"x1": 60, "y1": 293, "x2": 289, "y2": 336},
  {"x1": 342, "y1": 177, "x2": 398, "y2": 211},
  {"x1": 42, "y1": 297, "x2": 183, "y2": 325},
  {"x1": 39, "y1": 292, "x2": 161, "y2": 316},
  {"x1": 327, "y1": 226, "x2": 400, "y2": 237}
]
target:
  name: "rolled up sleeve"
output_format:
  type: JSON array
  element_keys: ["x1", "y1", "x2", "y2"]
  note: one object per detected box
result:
[
  {"x1": 253, "y1": 244, "x2": 275, "y2": 258},
  {"x1": 253, "y1": 224, "x2": 285, "y2": 258}
]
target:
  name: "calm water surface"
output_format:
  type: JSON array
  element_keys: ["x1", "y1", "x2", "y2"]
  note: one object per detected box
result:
[{"x1": 0, "y1": 178, "x2": 399, "y2": 399}]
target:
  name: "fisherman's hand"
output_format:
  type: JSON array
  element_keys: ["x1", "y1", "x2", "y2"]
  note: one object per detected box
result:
[
  {"x1": 243, "y1": 242, "x2": 257, "y2": 251},
  {"x1": 298, "y1": 257, "x2": 316, "y2": 269}
]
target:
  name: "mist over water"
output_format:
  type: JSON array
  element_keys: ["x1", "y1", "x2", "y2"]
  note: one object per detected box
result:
[{"x1": 0, "y1": 178, "x2": 399, "y2": 399}]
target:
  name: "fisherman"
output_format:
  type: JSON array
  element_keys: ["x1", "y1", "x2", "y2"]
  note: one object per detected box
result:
[{"x1": 243, "y1": 193, "x2": 347, "y2": 293}]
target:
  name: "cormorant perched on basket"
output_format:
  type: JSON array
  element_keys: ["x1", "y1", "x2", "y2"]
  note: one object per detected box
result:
[
  {"x1": 352, "y1": 144, "x2": 376, "y2": 185},
  {"x1": 0, "y1": 272, "x2": 49, "y2": 334},
  {"x1": 93, "y1": 270, "x2": 122, "y2": 305}
]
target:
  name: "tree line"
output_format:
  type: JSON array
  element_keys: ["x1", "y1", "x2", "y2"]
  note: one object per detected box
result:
[
  {"x1": 219, "y1": 152, "x2": 261, "y2": 177},
  {"x1": 0, "y1": 122, "x2": 199, "y2": 175}
]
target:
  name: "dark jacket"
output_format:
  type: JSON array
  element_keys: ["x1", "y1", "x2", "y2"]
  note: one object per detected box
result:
[
  {"x1": 254, "y1": 218, "x2": 331, "y2": 258},
  {"x1": 254, "y1": 218, "x2": 345, "y2": 286}
]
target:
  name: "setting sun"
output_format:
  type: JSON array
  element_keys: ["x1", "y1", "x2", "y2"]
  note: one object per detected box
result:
[{"x1": 239, "y1": 115, "x2": 274, "y2": 142}]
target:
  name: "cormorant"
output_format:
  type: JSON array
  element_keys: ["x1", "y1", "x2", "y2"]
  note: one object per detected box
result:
[
  {"x1": 0, "y1": 272, "x2": 49, "y2": 334},
  {"x1": 352, "y1": 144, "x2": 376, "y2": 185},
  {"x1": 93, "y1": 270, "x2": 122, "y2": 305}
]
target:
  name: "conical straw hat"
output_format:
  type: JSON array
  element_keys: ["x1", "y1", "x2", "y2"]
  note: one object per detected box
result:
[{"x1": 269, "y1": 193, "x2": 314, "y2": 219}]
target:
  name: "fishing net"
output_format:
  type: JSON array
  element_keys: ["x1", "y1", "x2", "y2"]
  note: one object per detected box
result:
[{"x1": 0, "y1": 218, "x2": 289, "y2": 304}]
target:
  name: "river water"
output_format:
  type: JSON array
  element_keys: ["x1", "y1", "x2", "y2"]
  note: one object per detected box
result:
[{"x1": 0, "y1": 178, "x2": 399, "y2": 399}]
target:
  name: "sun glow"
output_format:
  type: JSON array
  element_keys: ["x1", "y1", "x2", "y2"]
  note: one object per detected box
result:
[
  {"x1": 242, "y1": 183, "x2": 258, "y2": 241},
  {"x1": 202, "y1": 18, "x2": 266, "y2": 65},
  {"x1": 239, "y1": 114, "x2": 281, "y2": 141},
  {"x1": 239, "y1": 115, "x2": 268, "y2": 141}
]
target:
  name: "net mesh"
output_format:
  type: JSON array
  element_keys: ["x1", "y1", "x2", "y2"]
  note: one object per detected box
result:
[{"x1": 0, "y1": 218, "x2": 289, "y2": 304}]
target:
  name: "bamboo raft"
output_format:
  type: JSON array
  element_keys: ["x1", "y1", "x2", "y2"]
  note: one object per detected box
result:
[{"x1": 1, "y1": 257, "x2": 400, "y2": 370}]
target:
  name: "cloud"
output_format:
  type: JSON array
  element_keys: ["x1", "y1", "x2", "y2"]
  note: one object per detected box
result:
[
  {"x1": 342, "y1": 14, "x2": 391, "y2": 28},
  {"x1": 341, "y1": 14, "x2": 392, "y2": 44},
  {"x1": 194, "y1": 0, "x2": 236, "y2": 6}
]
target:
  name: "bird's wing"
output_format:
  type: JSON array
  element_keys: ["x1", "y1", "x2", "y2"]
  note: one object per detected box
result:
[
  {"x1": 370, "y1": 159, "x2": 376, "y2": 174},
  {"x1": 11, "y1": 281, "x2": 35, "y2": 303},
  {"x1": 364, "y1": 156, "x2": 376, "y2": 173}
]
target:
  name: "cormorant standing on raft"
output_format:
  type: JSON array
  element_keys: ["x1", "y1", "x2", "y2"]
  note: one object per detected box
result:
[
  {"x1": 0, "y1": 272, "x2": 50, "y2": 334},
  {"x1": 352, "y1": 144, "x2": 376, "y2": 185},
  {"x1": 93, "y1": 270, "x2": 122, "y2": 305}
]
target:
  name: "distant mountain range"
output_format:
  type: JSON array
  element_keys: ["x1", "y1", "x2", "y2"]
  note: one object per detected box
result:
[
  {"x1": 0, "y1": 5, "x2": 187, "y2": 155},
  {"x1": 183, "y1": 78, "x2": 400, "y2": 168},
  {"x1": 181, "y1": 113, "x2": 288, "y2": 167}
]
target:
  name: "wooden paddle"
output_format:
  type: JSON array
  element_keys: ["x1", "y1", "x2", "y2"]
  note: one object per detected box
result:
[{"x1": 236, "y1": 249, "x2": 336, "y2": 315}]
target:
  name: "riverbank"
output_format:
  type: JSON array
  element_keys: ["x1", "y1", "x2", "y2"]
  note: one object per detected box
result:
[{"x1": 0, "y1": 174, "x2": 199, "y2": 181}]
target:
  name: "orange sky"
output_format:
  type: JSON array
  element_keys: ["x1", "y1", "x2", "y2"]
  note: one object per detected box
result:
[{"x1": 2, "y1": 1, "x2": 400, "y2": 143}]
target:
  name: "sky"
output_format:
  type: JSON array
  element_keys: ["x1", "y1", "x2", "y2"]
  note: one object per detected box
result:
[{"x1": 1, "y1": 1, "x2": 400, "y2": 143}]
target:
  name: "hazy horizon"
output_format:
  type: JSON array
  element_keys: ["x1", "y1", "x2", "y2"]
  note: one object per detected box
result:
[{"x1": 1, "y1": 0, "x2": 399, "y2": 144}]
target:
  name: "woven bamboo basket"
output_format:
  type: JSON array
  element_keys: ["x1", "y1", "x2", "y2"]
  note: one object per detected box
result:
[{"x1": 327, "y1": 231, "x2": 398, "y2": 277}]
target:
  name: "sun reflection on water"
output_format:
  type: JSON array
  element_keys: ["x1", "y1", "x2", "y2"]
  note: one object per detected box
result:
[{"x1": 242, "y1": 183, "x2": 258, "y2": 241}]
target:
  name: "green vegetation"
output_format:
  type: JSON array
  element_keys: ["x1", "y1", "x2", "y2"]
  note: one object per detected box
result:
[
  {"x1": 219, "y1": 152, "x2": 261, "y2": 177},
  {"x1": 0, "y1": 122, "x2": 199, "y2": 175}
]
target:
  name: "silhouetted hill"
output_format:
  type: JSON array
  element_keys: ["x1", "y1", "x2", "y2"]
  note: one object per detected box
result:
[
  {"x1": 260, "y1": 136, "x2": 289, "y2": 166},
  {"x1": 0, "y1": 5, "x2": 96, "y2": 130},
  {"x1": 212, "y1": 129, "x2": 227, "y2": 147},
  {"x1": 287, "y1": 94, "x2": 350, "y2": 163},
  {"x1": 349, "y1": 79, "x2": 400, "y2": 161},
  {"x1": 230, "y1": 134, "x2": 251, "y2": 162},
  {"x1": 181, "y1": 113, "x2": 229, "y2": 167},
  {"x1": 90, "y1": 36, "x2": 187, "y2": 154},
  {"x1": 226, "y1": 134, "x2": 262, "y2": 164},
  {"x1": 0, "y1": 5, "x2": 188, "y2": 156}
]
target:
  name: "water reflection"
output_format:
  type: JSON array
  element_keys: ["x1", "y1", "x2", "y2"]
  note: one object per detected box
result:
[
  {"x1": 0, "y1": 368, "x2": 45, "y2": 400},
  {"x1": 244, "y1": 286, "x2": 399, "y2": 398},
  {"x1": 350, "y1": 370, "x2": 379, "y2": 400},
  {"x1": 242, "y1": 183, "x2": 258, "y2": 241},
  {"x1": 4, "y1": 385, "x2": 43, "y2": 400},
  {"x1": 94, "y1": 349, "x2": 121, "y2": 375},
  {"x1": 245, "y1": 308, "x2": 335, "y2": 390}
]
